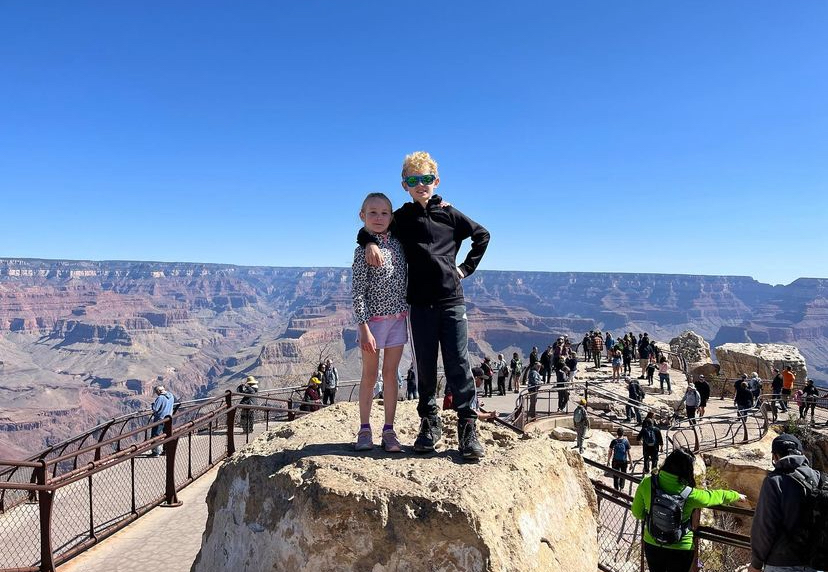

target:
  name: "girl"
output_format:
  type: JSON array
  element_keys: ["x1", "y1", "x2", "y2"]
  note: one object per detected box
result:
[
  {"x1": 632, "y1": 448, "x2": 744, "y2": 572},
  {"x1": 658, "y1": 356, "x2": 671, "y2": 394},
  {"x1": 351, "y1": 193, "x2": 408, "y2": 452}
]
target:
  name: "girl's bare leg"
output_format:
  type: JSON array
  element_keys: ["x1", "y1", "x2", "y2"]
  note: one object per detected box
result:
[
  {"x1": 380, "y1": 345, "x2": 404, "y2": 426},
  {"x1": 359, "y1": 349, "x2": 380, "y2": 426}
]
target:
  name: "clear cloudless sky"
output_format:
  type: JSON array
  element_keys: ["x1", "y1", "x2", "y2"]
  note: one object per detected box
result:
[{"x1": 1, "y1": 1, "x2": 826, "y2": 285}]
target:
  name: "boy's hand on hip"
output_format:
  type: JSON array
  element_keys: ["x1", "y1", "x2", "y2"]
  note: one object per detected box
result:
[
  {"x1": 365, "y1": 243, "x2": 384, "y2": 267},
  {"x1": 456, "y1": 267, "x2": 465, "y2": 279}
]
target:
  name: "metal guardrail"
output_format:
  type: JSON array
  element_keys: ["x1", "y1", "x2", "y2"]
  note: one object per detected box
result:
[{"x1": 0, "y1": 387, "x2": 354, "y2": 572}]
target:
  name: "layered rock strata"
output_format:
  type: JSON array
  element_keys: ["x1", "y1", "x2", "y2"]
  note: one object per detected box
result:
[{"x1": 715, "y1": 343, "x2": 808, "y2": 381}]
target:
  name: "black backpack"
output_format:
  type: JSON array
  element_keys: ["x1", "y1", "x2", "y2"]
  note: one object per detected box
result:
[
  {"x1": 641, "y1": 426, "x2": 657, "y2": 447},
  {"x1": 788, "y1": 467, "x2": 828, "y2": 569},
  {"x1": 647, "y1": 473, "x2": 692, "y2": 545}
]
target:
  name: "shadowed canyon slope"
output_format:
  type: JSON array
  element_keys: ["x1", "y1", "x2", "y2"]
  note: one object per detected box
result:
[{"x1": 1, "y1": 258, "x2": 827, "y2": 457}]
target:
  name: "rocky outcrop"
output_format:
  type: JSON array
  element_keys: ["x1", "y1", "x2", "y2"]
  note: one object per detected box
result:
[
  {"x1": 192, "y1": 402, "x2": 599, "y2": 572},
  {"x1": 670, "y1": 330, "x2": 713, "y2": 372},
  {"x1": 703, "y1": 431, "x2": 777, "y2": 505},
  {"x1": 715, "y1": 343, "x2": 808, "y2": 381}
]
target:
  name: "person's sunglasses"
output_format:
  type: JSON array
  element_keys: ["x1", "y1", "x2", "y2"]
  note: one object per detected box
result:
[{"x1": 403, "y1": 174, "x2": 437, "y2": 187}]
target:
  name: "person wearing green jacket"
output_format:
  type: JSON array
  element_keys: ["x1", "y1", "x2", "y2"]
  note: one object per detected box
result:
[{"x1": 631, "y1": 448, "x2": 745, "y2": 572}]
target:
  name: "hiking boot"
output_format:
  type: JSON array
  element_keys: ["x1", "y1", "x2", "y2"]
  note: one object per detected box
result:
[
  {"x1": 458, "y1": 419, "x2": 485, "y2": 461},
  {"x1": 355, "y1": 428, "x2": 373, "y2": 451},
  {"x1": 381, "y1": 429, "x2": 402, "y2": 453},
  {"x1": 413, "y1": 416, "x2": 442, "y2": 453}
]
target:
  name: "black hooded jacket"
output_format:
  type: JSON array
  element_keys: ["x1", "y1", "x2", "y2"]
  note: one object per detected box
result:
[
  {"x1": 750, "y1": 454, "x2": 820, "y2": 569},
  {"x1": 357, "y1": 195, "x2": 489, "y2": 307}
]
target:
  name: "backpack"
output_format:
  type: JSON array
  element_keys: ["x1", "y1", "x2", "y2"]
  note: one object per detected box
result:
[
  {"x1": 612, "y1": 438, "x2": 629, "y2": 461},
  {"x1": 573, "y1": 406, "x2": 586, "y2": 425},
  {"x1": 788, "y1": 468, "x2": 828, "y2": 569},
  {"x1": 647, "y1": 473, "x2": 692, "y2": 545},
  {"x1": 641, "y1": 425, "x2": 657, "y2": 447},
  {"x1": 324, "y1": 368, "x2": 337, "y2": 389},
  {"x1": 499, "y1": 362, "x2": 509, "y2": 377},
  {"x1": 512, "y1": 359, "x2": 523, "y2": 376}
]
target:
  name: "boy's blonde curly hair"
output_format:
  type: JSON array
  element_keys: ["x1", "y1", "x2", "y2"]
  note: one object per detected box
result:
[{"x1": 401, "y1": 151, "x2": 439, "y2": 177}]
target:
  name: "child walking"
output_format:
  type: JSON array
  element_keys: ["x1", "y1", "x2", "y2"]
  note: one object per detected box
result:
[{"x1": 351, "y1": 192, "x2": 408, "y2": 452}]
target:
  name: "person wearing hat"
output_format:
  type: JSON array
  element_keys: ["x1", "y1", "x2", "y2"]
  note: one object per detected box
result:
[
  {"x1": 572, "y1": 398, "x2": 590, "y2": 453},
  {"x1": 149, "y1": 385, "x2": 175, "y2": 457},
  {"x1": 750, "y1": 433, "x2": 822, "y2": 572},
  {"x1": 301, "y1": 375, "x2": 322, "y2": 412},
  {"x1": 236, "y1": 376, "x2": 259, "y2": 433}
]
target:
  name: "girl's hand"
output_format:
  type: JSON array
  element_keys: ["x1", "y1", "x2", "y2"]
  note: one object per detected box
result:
[
  {"x1": 360, "y1": 331, "x2": 377, "y2": 354},
  {"x1": 365, "y1": 243, "x2": 384, "y2": 267}
]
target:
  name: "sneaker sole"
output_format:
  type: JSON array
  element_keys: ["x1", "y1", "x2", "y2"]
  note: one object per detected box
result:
[{"x1": 354, "y1": 443, "x2": 373, "y2": 451}]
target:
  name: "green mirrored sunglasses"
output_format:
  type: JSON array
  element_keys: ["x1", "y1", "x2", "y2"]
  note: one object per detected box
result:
[{"x1": 403, "y1": 174, "x2": 437, "y2": 187}]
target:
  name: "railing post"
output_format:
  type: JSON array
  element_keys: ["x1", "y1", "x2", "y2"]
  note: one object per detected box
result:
[
  {"x1": 287, "y1": 398, "x2": 295, "y2": 421},
  {"x1": 689, "y1": 508, "x2": 701, "y2": 572},
  {"x1": 225, "y1": 390, "x2": 236, "y2": 456},
  {"x1": 36, "y1": 460, "x2": 56, "y2": 572},
  {"x1": 162, "y1": 416, "x2": 182, "y2": 507},
  {"x1": 93, "y1": 418, "x2": 116, "y2": 462}
]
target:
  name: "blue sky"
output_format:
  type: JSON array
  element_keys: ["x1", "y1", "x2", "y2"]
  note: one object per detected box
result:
[{"x1": 1, "y1": 1, "x2": 826, "y2": 285}]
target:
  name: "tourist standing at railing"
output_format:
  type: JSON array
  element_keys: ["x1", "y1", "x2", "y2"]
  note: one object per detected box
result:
[
  {"x1": 607, "y1": 428, "x2": 632, "y2": 491},
  {"x1": 529, "y1": 346, "x2": 539, "y2": 369},
  {"x1": 236, "y1": 376, "x2": 258, "y2": 434},
  {"x1": 572, "y1": 398, "x2": 590, "y2": 453},
  {"x1": 539, "y1": 345, "x2": 552, "y2": 384},
  {"x1": 321, "y1": 359, "x2": 339, "y2": 405},
  {"x1": 736, "y1": 381, "x2": 754, "y2": 419},
  {"x1": 494, "y1": 353, "x2": 508, "y2": 396},
  {"x1": 770, "y1": 367, "x2": 785, "y2": 420},
  {"x1": 658, "y1": 356, "x2": 672, "y2": 394},
  {"x1": 565, "y1": 351, "x2": 579, "y2": 384},
  {"x1": 480, "y1": 357, "x2": 494, "y2": 398},
  {"x1": 605, "y1": 332, "x2": 614, "y2": 360},
  {"x1": 527, "y1": 363, "x2": 541, "y2": 420},
  {"x1": 801, "y1": 379, "x2": 822, "y2": 424},
  {"x1": 510, "y1": 352, "x2": 523, "y2": 393},
  {"x1": 695, "y1": 375, "x2": 710, "y2": 418},
  {"x1": 611, "y1": 347, "x2": 622, "y2": 381},
  {"x1": 781, "y1": 366, "x2": 796, "y2": 410},
  {"x1": 149, "y1": 385, "x2": 175, "y2": 457},
  {"x1": 680, "y1": 383, "x2": 701, "y2": 425},
  {"x1": 632, "y1": 448, "x2": 744, "y2": 572},
  {"x1": 637, "y1": 416, "x2": 663, "y2": 473},
  {"x1": 749, "y1": 433, "x2": 825, "y2": 572},
  {"x1": 556, "y1": 364, "x2": 570, "y2": 412},
  {"x1": 749, "y1": 372, "x2": 763, "y2": 405}
]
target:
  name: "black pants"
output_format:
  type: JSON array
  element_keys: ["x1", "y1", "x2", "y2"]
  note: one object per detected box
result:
[
  {"x1": 497, "y1": 376, "x2": 506, "y2": 395},
  {"x1": 642, "y1": 446, "x2": 659, "y2": 473},
  {"x1": 594, "y1": 352, "x2": 601, "y2": 368},
  {"x1": 643, "y1": 543, "x2": 695, "y2": 572},
  {"x1": 410, "y1": 304, "x2": 477, "y2": 421},
  {"x1": 686, "y1": 406, "x2": 696, "y2": 425},
  {"x1": 611, "y1": 459, "x2": 628, "y2": 490},
  {"x1": 322, "y1": 387, "x2": 337, "y2": 405},
  {"x1": 483, "y1": 377, "x2": 493, "y2": 397},
  {"x1": 407, "y1": 382, "x2": 418, "y2": 400}
]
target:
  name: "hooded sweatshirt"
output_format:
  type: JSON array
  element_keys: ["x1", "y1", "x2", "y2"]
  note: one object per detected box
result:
[{"x1": 750, "y1": 454, "x2": 820, "y2": 569}]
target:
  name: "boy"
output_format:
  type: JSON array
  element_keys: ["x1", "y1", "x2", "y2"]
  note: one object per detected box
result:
[{"x1": 359, "y1": 151, "x2": 490, "y2": 460}]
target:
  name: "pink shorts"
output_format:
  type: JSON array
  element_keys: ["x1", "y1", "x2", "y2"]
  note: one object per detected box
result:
[{"x1": 359, "y1": 314, "x2": 408, "y2": 349}]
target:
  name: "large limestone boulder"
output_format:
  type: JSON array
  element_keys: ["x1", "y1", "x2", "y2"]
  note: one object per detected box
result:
[
  {"x1": 702, "y1": 431, "x2": 777, "y2": 505},
  {"x1": 192, "y1": 401, "x2": 600, "y2": 572},
  {"x1": 715, "y1": 343, "x2": 808, "y2": 382},
  {"x1": 669, "y1": 330, "x2": 713, "y2": 371}
]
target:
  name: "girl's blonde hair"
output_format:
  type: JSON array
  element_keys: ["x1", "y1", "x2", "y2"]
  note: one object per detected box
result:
[
  {"x1": 401, "y1": 151, "x2": 438, "y2": 177},
  {"x1": 361, "y1": 192, "x2": 393, "y2": 212}
]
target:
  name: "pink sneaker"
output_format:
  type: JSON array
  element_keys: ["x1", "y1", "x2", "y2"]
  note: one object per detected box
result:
[
  {"x1": 381, "y1": 429, "x2": 402, "y2": 453},
  {"x1": 355, "y1": 429, "x2": 373, "y2": 451}
]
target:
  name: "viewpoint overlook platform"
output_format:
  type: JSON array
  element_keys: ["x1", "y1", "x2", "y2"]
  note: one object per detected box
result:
[{"x1": 1, "y1": 361, "x2": 826, "y2": 572}]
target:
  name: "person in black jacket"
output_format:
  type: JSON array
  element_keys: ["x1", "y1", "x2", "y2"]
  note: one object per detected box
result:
[
  {"x1": 358, "y1": 151, "x2": 489, "y2": 461},
  {"x1": 750, "y1": 433, "x2": 821, "y2": 572},
  {"x1": 695, "y1": 375, "x2": 711, "y2": 418}
]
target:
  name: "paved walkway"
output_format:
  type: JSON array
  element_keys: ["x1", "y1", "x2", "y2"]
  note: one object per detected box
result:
[{"x1": 58, "y1": 463, "x2": 219, "y2": 572}]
